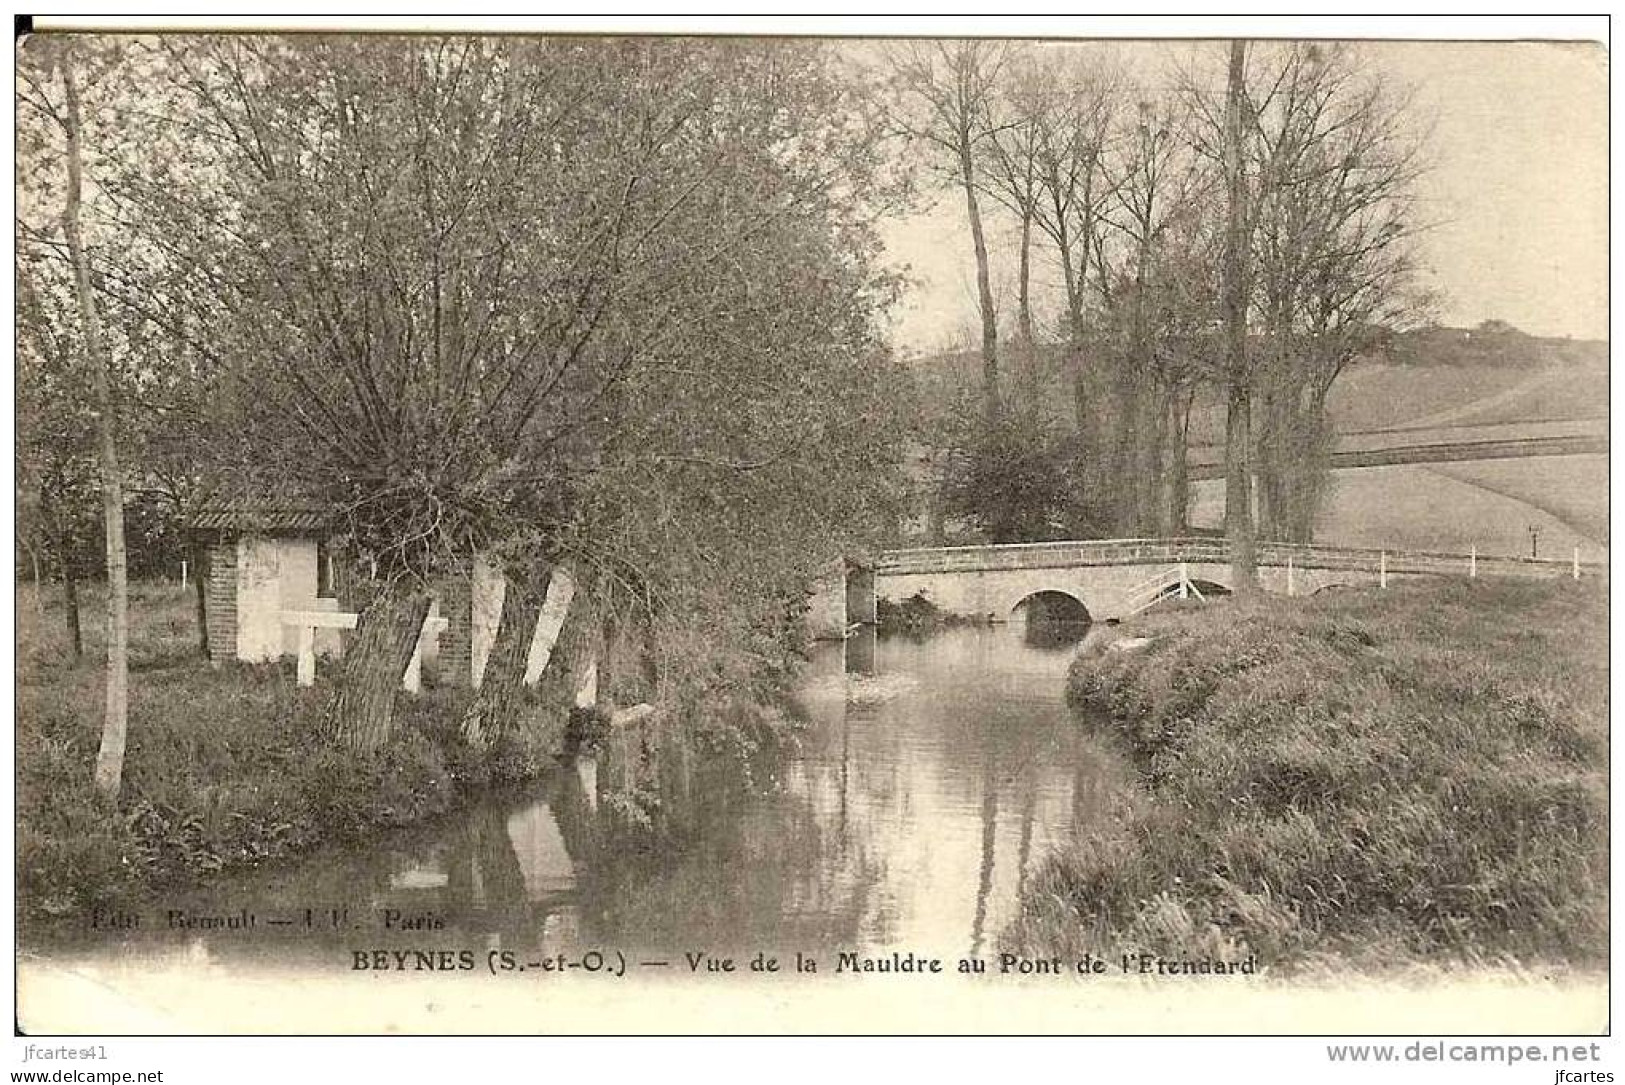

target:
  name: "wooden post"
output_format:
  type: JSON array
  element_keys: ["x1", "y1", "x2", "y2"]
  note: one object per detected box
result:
[
  {"x1": 1573, "y1": 546, "x2": 1581, "y2": 580},
  {"x1": 1286, "y1": 555, "x2": 1296, "y2": 597},
  {"x1": 281, "y1": 609, "x2": 361, "y2": 689},
  {"x1": 1469, "y1": 546, "x2": 1477, "y2": 579},
  {"x1": 179, "y1": 559, "x2": 187, "y2": 593},
  {"x1": 1379, "y1": 551, "x2": 1388, "y2": 590},
  {"x1": 1178, "y1": 562, "x2": 1189, "y2": 599},
  {"x1": 296, "y1": 626, "x2": 316, "y2": 688}
]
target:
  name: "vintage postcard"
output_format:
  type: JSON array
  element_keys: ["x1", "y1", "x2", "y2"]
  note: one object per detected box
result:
[{"x1": 12, "y1": 19, "x2": 1608, "y2": 1042}]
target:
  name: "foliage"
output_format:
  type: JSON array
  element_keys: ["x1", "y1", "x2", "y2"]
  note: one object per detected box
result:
[
  {"x1": 1007, "y1": 579, "x2": 1608, "y2": 970},
  {"x1": 940, "y1": 415, "x2": 1075, "y2": 542},
  {"x1": 875, "y1": 591, "x2": 957, "y2": 635}
]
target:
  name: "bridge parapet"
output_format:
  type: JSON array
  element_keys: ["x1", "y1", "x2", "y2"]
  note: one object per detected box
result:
[{"x1": 879, "y1": 537, "x2": 1602, "y2": 581}]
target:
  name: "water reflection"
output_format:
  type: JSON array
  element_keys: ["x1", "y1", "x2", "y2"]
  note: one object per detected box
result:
[
  {"x1": 41, "y1": 625, "x2": 1130, "y2": 969},
  {"x1": 844, "y1": 625, "x2": 877, "y2": 675}
]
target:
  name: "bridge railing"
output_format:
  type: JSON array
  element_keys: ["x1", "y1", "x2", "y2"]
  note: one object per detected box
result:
[
  {"x1": 879, "y1": 537, "x2": 1227, "y2": 574},
  {"x1": 877, "y1": 537, "x2": 1601, "y2": 580}
]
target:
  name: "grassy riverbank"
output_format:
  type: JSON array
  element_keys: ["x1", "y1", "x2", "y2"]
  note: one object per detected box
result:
[
  {"x1": 16, "y1": 584, "x2": 553, "y2": 929},
  {"x1": 1007, "y1": 577, "x2": 1608, "y2": 972}
]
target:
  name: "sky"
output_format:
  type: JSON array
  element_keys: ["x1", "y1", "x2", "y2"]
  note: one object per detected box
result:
[{"x1": 874, "y1": 39, "x2": 1609, "y2": 354}]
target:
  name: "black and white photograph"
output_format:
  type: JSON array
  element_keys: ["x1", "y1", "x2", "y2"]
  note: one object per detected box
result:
[{"x1": 9, "y1": 14, "x2": 1611, "y2": 1057}]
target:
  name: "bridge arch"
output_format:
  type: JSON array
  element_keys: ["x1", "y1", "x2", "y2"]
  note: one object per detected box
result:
[{"x1": 1010, "y1": 589, "x2": 1092, "y2": 624}]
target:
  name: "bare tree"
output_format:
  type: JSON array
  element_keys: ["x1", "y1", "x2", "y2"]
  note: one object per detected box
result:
[
  {"x1": 1029, "y1": 49, "x2": 1119, "y2": 352},
  {"x1": 887, "y1": 40, "x2": 1010, "y2": 421},
  {"x1": 1098, "y1": 96, "x2": 1201, "y2": 533},
  {"x1": 979, "y1": 50, "x2": 1047, "y2": 408},
  {"x1": 1242, "y1": 43, "x2": 1429, "y2": 540}
]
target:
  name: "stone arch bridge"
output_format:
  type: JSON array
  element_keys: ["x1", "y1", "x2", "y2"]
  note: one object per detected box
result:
[{"x1": 817, "y1": 537, "x2": 1592, "y2": 634}]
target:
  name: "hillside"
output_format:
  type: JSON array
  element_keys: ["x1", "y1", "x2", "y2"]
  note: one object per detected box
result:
[
  {"x1": 904, "y1": 324, "x2": 1609, "y2": 557},
  {"x1": 906, "y1": 325, "x2": 1608, "y2": 440}
]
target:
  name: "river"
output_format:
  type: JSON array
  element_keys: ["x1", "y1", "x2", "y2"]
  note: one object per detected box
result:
[{"x1": 34, "y1": 620, "x2": 1131, "y2": 974}]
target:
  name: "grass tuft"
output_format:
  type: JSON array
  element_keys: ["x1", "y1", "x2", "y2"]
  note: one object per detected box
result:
[{"x1": 1007, "y1": 578, "x2": 1608, "y2": 971}]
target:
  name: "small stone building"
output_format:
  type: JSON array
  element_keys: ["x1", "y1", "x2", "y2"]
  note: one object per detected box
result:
[
  {"x1": 187, "y1": 493, "x2": 526, "y2": 687},
  {"x1": 189, "y1": 493, "x2": 356, "y2": 666}
]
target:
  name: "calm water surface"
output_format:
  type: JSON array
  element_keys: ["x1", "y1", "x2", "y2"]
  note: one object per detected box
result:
[{"x1": 43, "y1": 623, "x2": 1131, "y2": 970}]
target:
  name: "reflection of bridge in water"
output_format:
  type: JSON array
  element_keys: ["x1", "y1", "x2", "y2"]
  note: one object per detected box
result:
[{"x1": 855, "y1": 536, "x2": 1596, "y2": 626}]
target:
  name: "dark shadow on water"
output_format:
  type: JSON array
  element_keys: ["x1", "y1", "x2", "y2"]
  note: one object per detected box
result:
[
  {"x1": 1022, "y1": 618, "x2": 1091, "y2": 649},
  {"x1": 1013, "y1": 591, "x2": 1092, "y2": 649}
]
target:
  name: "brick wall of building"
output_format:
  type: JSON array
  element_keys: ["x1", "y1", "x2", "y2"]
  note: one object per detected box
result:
[{"x1": 203, "y1": 538, "x2": 238, "y2": 665}]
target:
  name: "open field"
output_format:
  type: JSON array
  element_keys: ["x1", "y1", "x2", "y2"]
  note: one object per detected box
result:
[
  {"x1": 1427, "y1": 454, "x2": 1610, "y2": 544},
  {"x1": 1007, "y1": 578, "x2": 1608, "y2": 972},
  {"x1": 1187, "y1": 356, "x2": 1608, "y2": 445},
  {"x1": 1191, "y1": 453, "x2": 1608, "y2": 561},
  {"x1": 1328, "y1": 358, "x2": 1608, "y2": 433}
]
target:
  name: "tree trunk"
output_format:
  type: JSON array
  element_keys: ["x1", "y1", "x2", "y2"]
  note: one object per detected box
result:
[
  {"x1": 1167, "y1": 386, "x2": 1194, "y2": 535},
  {"x1": 61, "y1": 542, "x2": 83, "y2": 660},
  {"x1": 1222, "y1": 39, "x2": 1258, "y2": 595},
  {"x1": 1016, "y1": 210, "x2": 1037, "y2": 416},
  {"x1": 23, "y1": 537, "x2": 45, "y2": 617},
  {"x1": 460, "y1": 576, "x2": 545, "y2": 748},
  {"x1": 1072, "y1": 370, "x2": 1090, "y2": 434},
  {"x1": 1253, "y1": 380, "x2": 1278, "y2": 540},
  {"x1": 1151, "y1": 385, "x2": 1178, "y2": 536},
  {"x1": 1057, "y1": 228, "x2": 1084, "y2": 347},
  {"x1": 537, "y1": 581, "x2": 596, "y2": 729},
  {"x1": 323, "y1": 579, "x2": 433, "y2": 752},
  {"x1": 60, "y1": 55, "x2": 130, "y2": 798},
  {"x1": 1140, "y1": 382, "x2": 1172, "y2": 536},
  {"x1": 1109, "y1": 371, "x2": 1143, "y2": 532},
  {"x1": 960, "y1": 141, "x2": 1000, "y2": 422}
]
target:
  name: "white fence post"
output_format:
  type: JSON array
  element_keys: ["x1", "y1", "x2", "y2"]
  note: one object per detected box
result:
[
  {"x1": 1573, "y1": 546, "x2": 1581, "y2": 580},
  {"x1": 1469, "y1": 545, "x2": 1477, "y2": 579},
  {"x1": 1286, "y1": 555, "x2": 1296, "y2": 597},
  {"x1": 1379, "y1": 551, "x2": 1388, "y2": 589},
  {"x1": 179, "y1": 559, "x2": 188, "y2": 593},
  {"x1": 1178, "y1": 561, "x2": 1189, "y2": 599}
]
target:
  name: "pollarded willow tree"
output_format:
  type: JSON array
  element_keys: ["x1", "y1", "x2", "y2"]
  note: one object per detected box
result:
[{"x1": 104, "y1": 35, "x2": 908, "y2": 751}]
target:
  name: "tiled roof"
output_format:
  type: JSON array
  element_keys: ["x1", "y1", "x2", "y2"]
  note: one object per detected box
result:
[{"x1": 188, "y1": 488, "x2": 333, "y2": 533}]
